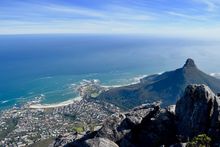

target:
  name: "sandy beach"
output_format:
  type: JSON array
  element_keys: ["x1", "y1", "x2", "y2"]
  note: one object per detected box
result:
[
  {"x1": 28, "y1": 74, "x2": 149, "y2": 109},
  {"x1": 29, "y1": 96, "x2": 82, "y2": 109}
]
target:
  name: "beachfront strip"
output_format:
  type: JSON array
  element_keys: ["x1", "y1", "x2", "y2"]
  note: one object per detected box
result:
[{"x1": 0, "y1": 98, "x2": 121, "y2": 146}]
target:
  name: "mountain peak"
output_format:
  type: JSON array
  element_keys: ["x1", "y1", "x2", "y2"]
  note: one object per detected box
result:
[{"x1": 183, "y1": 58, "x2": 196, "y2": 68}]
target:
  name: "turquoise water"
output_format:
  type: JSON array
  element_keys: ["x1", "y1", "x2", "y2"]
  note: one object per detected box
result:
[
  {"x1": 0, "y1": 70, "x2": 149, "y2": 110},
  {"x1": 1, "y1": 34, "x2": 220, "y2": 110}
]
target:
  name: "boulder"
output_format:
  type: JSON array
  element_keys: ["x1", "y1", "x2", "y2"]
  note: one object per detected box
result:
[
  {"x1": 84, "y1": 137, "x2": 119, "y2": 147},
  {"x1": 119, "y1": 108, "x2": 176, "y2": 147},
  {"x1": 169, "y1": 143, "x2": 187, "y2": 147}
]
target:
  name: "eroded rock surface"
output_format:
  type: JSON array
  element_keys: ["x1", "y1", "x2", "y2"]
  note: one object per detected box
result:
[{"x1": 175, "y1": 84, "x2": 220, "y2": 142}]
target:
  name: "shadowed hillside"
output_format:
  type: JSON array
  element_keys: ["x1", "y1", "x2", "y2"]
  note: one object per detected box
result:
[{"x1": 97, "y1": 59, "x2": 220, "y2": 109}]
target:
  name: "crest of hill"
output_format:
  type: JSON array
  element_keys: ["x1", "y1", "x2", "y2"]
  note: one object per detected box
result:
[{"x1": 97, "y1": 58, "x2": 220, "y2": 109}]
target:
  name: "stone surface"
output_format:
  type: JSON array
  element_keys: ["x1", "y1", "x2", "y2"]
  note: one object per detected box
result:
[
  {"x1": 209, "y1": 93, "x2": 220, "y2": 144},
  {"x1": 85, "y1": 138, "x2": 119, "y2": 147},
  {"x1": 96, "y1": 103, "x2": 160, "y2": 143},
  {"x1": 119, "y1": 108, "x2": 176, "y2": 147},
  {"x1": 175, "y1": 84, "x2": 216, "y2": 140},
  {"x1": 170, "y1": 143, "x2": 187, "y2": 147}
]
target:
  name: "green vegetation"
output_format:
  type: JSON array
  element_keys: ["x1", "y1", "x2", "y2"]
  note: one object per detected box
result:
[
  {"x1": 0, "y1": 118, "x2": 18, "y2": 140},
  {"x1": 91, "y1": 92, "x2": 100, "y2": 98},
  {"x1": 69, "y1": 122, "x2": 99, "y2": 133},
  {"x1": 71, "y1": 123, "x2": 85, "y2": 133},
  {"x1": 63, "y1": 113, "x2": 76, "y2": 121},
  {"x1": 187, "y1": 134, "x2": 211, "y2": 147},
  {"x1": 73, "y1": 126, "x2": 84, "y2": 133},
  {"x1": 29, "y1": 138, "x2": 54, "y2": 147}
]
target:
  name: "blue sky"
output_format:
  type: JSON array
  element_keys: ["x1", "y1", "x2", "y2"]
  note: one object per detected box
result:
[{"x1": 0, "y1": 0, "x2": 220, "y2": 37}]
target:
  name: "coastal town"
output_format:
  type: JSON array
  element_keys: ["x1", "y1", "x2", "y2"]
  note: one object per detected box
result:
[{"x1": 0, "y1": 80, "x2": 121, "y2": 146}]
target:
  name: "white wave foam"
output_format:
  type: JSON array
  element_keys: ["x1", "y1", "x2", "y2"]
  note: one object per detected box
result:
[
  {"x1": 157, "y1": 72, "x2": 164, "y2": 75},
  {"x1": 1, "y1": 100, "x2": 9, "y2": 104},
  {"x1": 29, "y1": 96, "x2": 82, "y2": 109},
  {"x1": 101, "y1": 74, "x2": 149, "y2": 89},
  {"x1": 38, "y1": 76, "x2": 53, "y2": 80},
  {"x1": 210, "y1": 73, "x2": 220, "y2": 79},
  {"x1": 131, "y1": 74, "x2": 148, "y2": 84}
]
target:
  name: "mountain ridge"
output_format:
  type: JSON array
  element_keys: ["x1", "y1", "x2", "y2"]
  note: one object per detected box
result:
[{"x1": 96, "y1": 58, "x2": 220, "y2": 109}]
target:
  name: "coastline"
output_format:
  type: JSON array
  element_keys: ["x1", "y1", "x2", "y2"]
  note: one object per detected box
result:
[
  {"x1": 29, "y1": 96, "x2": 82, "y2": 109},
  {"x1": 1, "y1": 73, "x2": 151, "y2": 110},
  {"x1": 9, "y1": 72, "x2": 220, "y2": 110}
]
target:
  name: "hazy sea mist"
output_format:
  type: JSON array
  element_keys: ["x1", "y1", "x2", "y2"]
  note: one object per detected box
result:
[{"x1": 1, "y1": 34, "x2": 220, "y2": 110}]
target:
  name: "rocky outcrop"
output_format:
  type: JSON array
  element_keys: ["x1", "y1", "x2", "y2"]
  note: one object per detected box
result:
[
  {"x1": 209, "y1": 94, "x2": 220, "y2": 144},
  {"x1": 84, "y1": 138, "x2": 119, "y2": 147},
  {"x1": 61, "y1": 102, "x2": 176, "y2": 147},
  {"x1": 183, "y1": 58, "x2": 197, "y2": 68},
  {"x1": 54, "y1": 84, "x2": 220, "y2": 147},
  {"x1": 176, "y1": 85, "x2": 215, "y2": 139},
  {"x1": 119, "y1": 107, "x2": 176, "y2": 147},
  {"x1": 176, "y1": 84, "x2": 220, "y2": 144},
  {"x1": 96, "y1": 103, "x2": 161, "y2": 143}
]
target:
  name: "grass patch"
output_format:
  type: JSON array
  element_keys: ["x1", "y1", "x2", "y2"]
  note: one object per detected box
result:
[
  {"x1": 72, "y1": 126, "x2": 84, "y2": 133},
  {"x1": 71, "y1": 123, "x2": 85, "y2": 133}
]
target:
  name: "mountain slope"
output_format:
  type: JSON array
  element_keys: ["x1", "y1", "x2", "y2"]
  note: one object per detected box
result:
[{"x1": 97, "y1": 59, "x2": 220, "y2": 109}]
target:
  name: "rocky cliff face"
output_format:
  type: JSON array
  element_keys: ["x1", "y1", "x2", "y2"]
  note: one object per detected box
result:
[
  {"x1": 176, "y1": 84, "x2": 220, "y2": 144},
  {"x1": 54, "y1": 84, "x2": 220, "y2": 147}
]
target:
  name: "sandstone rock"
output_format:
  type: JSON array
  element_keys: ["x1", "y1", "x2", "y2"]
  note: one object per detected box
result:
[
  {"x1": 120, "y1": 108, "x2": 176, "y2": 147},
  {"x1": 84, "y1": 137, "x2": 119, "y2": 147},
  {"x1": 96, "y1": 103, "x2": 160, "y2": 142},
  {"x1": 169, "y1": 143, "x2": 187, "y2": 147},
  {"x1": 209, "y1": 94, "x2": 220, "y2": 144},
  {"x1": 175, "y1": 84, "x2": 217, "y2": 140},
  {"x1": 167, "y1": 105, "x2": 176, "y2": 115}
]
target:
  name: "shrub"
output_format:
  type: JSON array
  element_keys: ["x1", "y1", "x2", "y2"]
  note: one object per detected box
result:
[
  {"x1": 72, "y1": 126, "x2": 84, "y2": 133},
  {"x1": 187, "y1": 134, "x2": 211, "y2": 147}
]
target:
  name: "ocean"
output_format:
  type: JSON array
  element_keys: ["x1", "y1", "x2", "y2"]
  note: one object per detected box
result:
[{"x1": 1, "y1": 34, "x2": 220, "y2": 110}]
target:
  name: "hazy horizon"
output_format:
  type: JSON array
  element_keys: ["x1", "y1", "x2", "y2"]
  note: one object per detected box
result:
[{"x1": 0, "y1": 0, "x2": 220, "y2": 38}]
